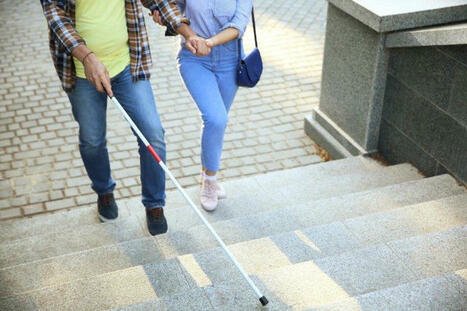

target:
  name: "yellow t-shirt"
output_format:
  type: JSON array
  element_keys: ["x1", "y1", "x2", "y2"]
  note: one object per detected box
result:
[{"x1": 73, "y1": 0, "x2": 130, "y2": 78}]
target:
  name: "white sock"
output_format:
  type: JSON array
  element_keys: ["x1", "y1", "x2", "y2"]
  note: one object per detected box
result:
[{"x1": 203, "y1": 172, "x2": 217, "y2": 181}]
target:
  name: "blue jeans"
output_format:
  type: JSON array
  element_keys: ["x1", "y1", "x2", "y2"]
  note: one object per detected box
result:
[
  {"x1": 68, "y1": 66, "x2": 166, "y2": 209},
  {"x1": 177, "y1": 40, "x2": 239, "y2": 172}
]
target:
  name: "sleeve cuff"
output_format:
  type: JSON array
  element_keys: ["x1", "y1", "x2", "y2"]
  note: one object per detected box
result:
[
  {"x1": 68, "y1": 40, "x2": 85, "y2": 54},
  {"x1": 169, "y1": 16, "x2": 190, "y2": 30}
]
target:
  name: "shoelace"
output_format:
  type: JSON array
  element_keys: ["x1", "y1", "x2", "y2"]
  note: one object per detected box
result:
[{"x1": 202, "y1": 180, "x2": 217, "y2": 197}]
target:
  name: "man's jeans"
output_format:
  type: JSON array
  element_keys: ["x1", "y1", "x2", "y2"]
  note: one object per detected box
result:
[{"x1": 68, "y1": 66, "x2": 166, "y2": 209}]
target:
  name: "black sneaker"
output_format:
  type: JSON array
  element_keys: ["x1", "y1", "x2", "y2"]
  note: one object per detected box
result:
[
  {"x1": 146, "y1": 207, "x2": 168, "y2": 236},
  {"x1": 97, "y1": 193, "x2": 118, "y2": 222}
]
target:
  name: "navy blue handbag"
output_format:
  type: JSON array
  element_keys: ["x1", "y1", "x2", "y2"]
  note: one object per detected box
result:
[{"x1": 237, "y1": 8, "x2": 263, "y2": 88}]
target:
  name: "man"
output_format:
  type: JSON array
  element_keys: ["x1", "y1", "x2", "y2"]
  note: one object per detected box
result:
[{"x1": 40, "y1": 0, "x2": 206, "y2": 235}]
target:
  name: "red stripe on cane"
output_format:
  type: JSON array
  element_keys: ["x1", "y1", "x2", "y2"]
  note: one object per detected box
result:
[{"x1": 146, "y1": 145, "x2": 162, "y2": 163}]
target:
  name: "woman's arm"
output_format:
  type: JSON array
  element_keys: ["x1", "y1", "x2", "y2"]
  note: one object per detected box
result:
[
  {"x1": 206, "y1": 28, "x2": 239, "y2": 48},
  {"x1": 208, "y1": 0, "x2": 253, "y2": 47}
]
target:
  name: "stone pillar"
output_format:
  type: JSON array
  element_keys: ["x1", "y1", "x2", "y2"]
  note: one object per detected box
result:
[
  {"x1": 307, "y1": 4, "x2": 388, "y2": 156},
  {"x1": 305, "y1": 0, "x2": 467, "y2": 159}
]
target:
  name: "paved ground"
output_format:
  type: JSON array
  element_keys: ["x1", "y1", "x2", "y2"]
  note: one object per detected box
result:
[{"x1": 0, "y1": 0, "x2": 327, "y2": 220}]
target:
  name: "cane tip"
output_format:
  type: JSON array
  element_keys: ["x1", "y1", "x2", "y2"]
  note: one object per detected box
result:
[{"x1": 259, "y1": 296, "x2": 269, "y2": 306}]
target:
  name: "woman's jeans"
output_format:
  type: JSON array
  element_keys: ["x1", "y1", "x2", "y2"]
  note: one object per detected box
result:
[
  {"x1": 177, "y1": 41, "x2": 239, "y2": 172},
  {"x1": 68, "y1": 66, "x2": 166, "y2": 209}
]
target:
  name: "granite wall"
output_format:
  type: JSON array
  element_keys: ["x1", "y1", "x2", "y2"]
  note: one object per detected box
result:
[{"x1": 379, "y1": 45, "x2": 467, "y2": 184}]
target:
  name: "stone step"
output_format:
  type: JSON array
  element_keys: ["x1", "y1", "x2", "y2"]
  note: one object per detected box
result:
[
  {"x1": 1, "y1": 176, "x2": 461, "y2": 295},
  {"x1": 2, "y1": 225, "x2": 463, "y2": 311},
  {"x1": 0, "y1": 203, "x2": 131, "y2": 244},
  {"x1": 200, "y1": 269, "x2": 467, "y2": 311},
  {"x1": 0, "y1": 156, "x2": 382, "y2": 244},
  {"x1": 161, "y1": 173, "x2": 461, "y2": 234},
  {"x1": 344, "y1": 193, "x2": 467, "y2": 247},
  {"x1": 252, "y1": 226, "x2": 466, "y2": 310},
  {"x1": 1, "y1": 193, "x2": 465, "y2": 301},
  {"x1": 159, "y1": 155, "x2": 385, "y2": 209},
  {"x1": 312, "y1": 269, "x2": 466, "y2": 311},
  {"x1": 153, "y1": 164, "x2": 424, "y2": 256},
  {"x1": 0, "y1": 162, "x2": 416, "y2": 269},
  {"x1": 131, "y1": 163, "x2": 423, "y2": 232},
  {"x1": 0, "y1": 215, "x2": 145, "y2": 269}
]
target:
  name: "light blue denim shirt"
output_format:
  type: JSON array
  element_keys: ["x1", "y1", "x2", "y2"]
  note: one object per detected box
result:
[{"x1": 176, "y1": 0, "x2": 253, "y2": 40}]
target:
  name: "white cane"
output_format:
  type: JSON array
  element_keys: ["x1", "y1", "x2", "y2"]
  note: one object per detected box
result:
[{"x1": 109, "y1": 96, "x2": 269, "y2": 306}]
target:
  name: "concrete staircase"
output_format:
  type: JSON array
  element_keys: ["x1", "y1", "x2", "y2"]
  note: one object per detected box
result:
[{"x1": 0, "y1": 156, "x2": 465, "y2": 310}]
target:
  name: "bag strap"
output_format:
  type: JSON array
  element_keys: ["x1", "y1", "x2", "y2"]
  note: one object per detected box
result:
[
  {"x1": 238, "y1": 7, "x2": 258, "y2": 60},
  {"x1": 251, "y1": 7, "x2": 258, "y2": 48}
]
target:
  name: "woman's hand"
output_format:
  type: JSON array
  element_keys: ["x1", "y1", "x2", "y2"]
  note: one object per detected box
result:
[{"x1": 186, "y1": 36, "x2": 211, "y2": 56}]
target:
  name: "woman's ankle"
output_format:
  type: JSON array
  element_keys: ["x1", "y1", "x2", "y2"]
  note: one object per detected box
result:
[{"x1": 203, "y1": 171, "x2": 217, "y2": 181}]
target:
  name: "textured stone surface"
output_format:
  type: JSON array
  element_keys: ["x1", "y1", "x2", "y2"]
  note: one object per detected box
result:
[
  {"x1": 388, "y1": 226, "x2": 467, "y2": 279},
  {"x1": 344, "y1": 194, "x2": 467, "y2": 246},
  {"x1": 3, "y1": 172, "x2": 462, "y2": 299},
  {"x1": 0, "y1": 215, "x2": 145, "y2": 268},
  {"x1": 113, "y1": 288, "x2": 214, "y2": 311},
  {"x1": 382, "y1": 45, "x2": 467, "y2": 184},
  {"x1": 328, "y1": 0, "x2": 467, "y2": 32},
  {"x1": 385, "y1": 22, "x2": 467, "y2": 47},
  {"x1": 152, "y1": 164, "x2": 420, "y2": 259},
  {"x1": 279, "y1": 164, "x2": 422, "y2": 206},
  {"x1": 271, "y1": 223, "x2": 362, "y2": 264},
  {"x1": 378, "y1": 119, "x2": 440, "y2": 177},
  {"x1": 318, "y1": 4, "x2": 387, "y2": 150},
  {"x1": 1, "y1": 260, "x2": 192, "y2": 311},
  {"x1": 0, "y1": 160, "x2": 466, "y2": 310},
  {"x1": 203, "y1": 277, "x2": 289, "y2": 311},
  {"x1": 1, "y1": 159, "x2": 456, "y2": 248},
  {"x1": 257, "y1": 245, "x2": 418, "y2": 309},
  {"x1": 0, "y1": 0, "x2": 327, "y2": 220},
  {"x1": 0, "y1": 237, "x2": 162, "y2": 297},
  {"x1": 0, "y1": 204, "x2": 131, "y2": 243},
  {"x1": 313, "y1": 271, "x2": 467, "y2": 311},
  {"x1": 304, "y1": 113, "x2": 354, "y2": 159}
]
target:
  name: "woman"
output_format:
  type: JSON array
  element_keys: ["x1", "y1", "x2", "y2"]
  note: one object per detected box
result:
[{"x1": 156, "y1": 0, "x2": 253, "y2": 211}]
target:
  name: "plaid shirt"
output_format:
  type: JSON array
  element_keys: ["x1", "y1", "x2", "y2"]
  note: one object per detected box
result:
[{"x1": 40, "y1": 0, "x2": 188, "y2": 93}]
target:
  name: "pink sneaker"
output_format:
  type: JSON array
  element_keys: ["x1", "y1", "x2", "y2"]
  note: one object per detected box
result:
[
  {"x1": 216, "y1": 182, "x2": 227, "y2": 200},
  {"x1": 200, "y1": 178, "x2": 218, "y2": 211}
]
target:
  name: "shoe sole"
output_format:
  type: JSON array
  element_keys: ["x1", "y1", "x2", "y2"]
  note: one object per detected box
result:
[
  {"x1": 98, "y1": 213, "x2": 118, "y2": 223},
  {"x1": 148, "y1": 226, "x2": 168, "y2": 236},
  {"x1": 201, "y1": 202, "x2": 218, "y2": 212}
]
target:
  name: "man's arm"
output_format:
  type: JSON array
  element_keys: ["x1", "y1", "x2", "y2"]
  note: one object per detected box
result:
[
  {"x1": 40, "y1": 0, "x2": 85, "y2": 55},
  {"x1": 40, "y1": 0, "x2": 113, "y2": 96},
  {"x1": 140, "y1": 0, "x2": 160, "y2": 14},
  {"x1": 147, "y1": 0, "x2": 209, "y2": 55},
  {"x1": 153, "y1": 0, "x2": 189, "y2": 32}
]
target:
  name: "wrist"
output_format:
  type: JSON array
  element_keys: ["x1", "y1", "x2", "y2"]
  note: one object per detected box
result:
[
  {"x1": 83, "y1": 52, "x2": 97, "y2": 66},
  {"x1": 177, "y1": 24, "x2": 196, "y2": 40},
  {"x1": 81, "y1": 51, "x2": 94, "y2": 64},
  {"x1": 71, "y1": 44, "x2": 91, "y2": 62},
  {"x1": 206, "y1": 38, "x2": 217, "y2": 47}
]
